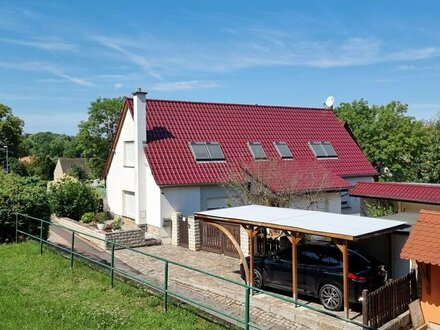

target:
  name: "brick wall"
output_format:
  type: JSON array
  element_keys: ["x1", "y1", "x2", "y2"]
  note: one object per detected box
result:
[{"x1": 52, "y1": 216, "x2": 146, "y2": 250}]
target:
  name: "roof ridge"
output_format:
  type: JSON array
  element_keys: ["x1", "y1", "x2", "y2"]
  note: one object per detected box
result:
[
  {"x1": 127, "y1": 97, "x2": 331, "y2": 112},
  {"x1": 359, "y1": 181, "x2": 440, "y2": 188}
]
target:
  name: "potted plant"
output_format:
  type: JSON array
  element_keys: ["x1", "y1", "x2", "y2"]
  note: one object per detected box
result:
[
  {"x1": 95, "y1": 212, "x2": 107, "y2": 230},
  {"x1": 96, "y1": 218, "x2": 106, "y2": 230}
]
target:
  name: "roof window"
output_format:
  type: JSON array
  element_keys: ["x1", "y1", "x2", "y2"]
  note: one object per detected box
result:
[
  {"x1": 190, "y1": 142, "x2": 225, "y2": 161},
  {"x1": 248, "y1": 142, "x2": 267, "y2": 160},
  {"x1": 274, "y1": 142, "x2": 293, "y2": 159},
  {"x1": 309, "y1": 142, "x2": 337, "y2": 158}
]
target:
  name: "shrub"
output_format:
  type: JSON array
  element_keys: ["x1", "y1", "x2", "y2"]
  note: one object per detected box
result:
[
  {"x1": 80, "y1": 212, "x2": 95, "y2": 224},
  {"x1": 94, "y1": 212, "x2": 107, "y2": 224},
  {"x1": 0, "y1": 172, "x2": 51, "y2": 243},
  {"x1": 48, "y1": 177, "x2": 100, "y2": 221},
  {"x1": 112, "y1": 218, "x2": 122, "y2": 230}
]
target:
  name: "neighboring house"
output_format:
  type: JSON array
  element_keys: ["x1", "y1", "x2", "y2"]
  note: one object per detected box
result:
[
  {"x1": 54, "y1": 158, "x2": 86, "y2": 181},
  {"x1": 349, "y1": 182, "x2": 440, "y2": 278},
  {"x1": 401, "y1": 210, "x2": 440, "y2": 325},
  {"x1": 103, "y1": 89, "x2": 376, "y2": 236}
]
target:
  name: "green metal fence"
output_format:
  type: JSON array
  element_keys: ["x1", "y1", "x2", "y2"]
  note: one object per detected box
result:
[{"x1": 15, "y1": 213, "x2": 373, "y2": 330}]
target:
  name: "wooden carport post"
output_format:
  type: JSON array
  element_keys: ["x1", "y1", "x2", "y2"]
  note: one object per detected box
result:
[
  {"x1": 244, "y1": 225, "x2": 258, "y2": 291},
  {"x1": 334, "y1": 239, "x2": 349, "y2": 318},
  {"x1": 286, "y1": 232, "x2": 303, "y2": 306}
]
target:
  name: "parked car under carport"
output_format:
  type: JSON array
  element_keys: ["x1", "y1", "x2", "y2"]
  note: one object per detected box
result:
[{"x1": 240, "y1": 240, "x2": 388, "y2": 311}]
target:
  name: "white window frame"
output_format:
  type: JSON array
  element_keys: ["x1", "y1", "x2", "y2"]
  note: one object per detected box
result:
[
  {"x1": 122, "y1": 190, "x2": 135, "y2": 219},
  {"x1": 123, "y1": 141, "x2": 135, "y2": 167}
]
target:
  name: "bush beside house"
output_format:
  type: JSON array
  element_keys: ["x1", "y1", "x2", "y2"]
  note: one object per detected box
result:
[
  {"x1": 48, "y1": 177, "x2": 100, "y2": 221},
  {"x1": 0, "y1": 172, "x2": 51, "y2": 243}
]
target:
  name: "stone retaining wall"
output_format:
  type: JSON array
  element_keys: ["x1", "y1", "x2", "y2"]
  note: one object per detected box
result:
[{"x1": 52, "y1": 216, "x2": 146, "y2": 250}]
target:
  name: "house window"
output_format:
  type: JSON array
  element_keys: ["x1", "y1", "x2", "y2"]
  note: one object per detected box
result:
[
  {"x1": 248, "y1": 142, "x2": 267, "y2": 160},
  {"x1": 309, "y1": 142, "x2": 338, "y2": 158},
  {"x1": 124, "y1": 141, "x2": 135, "y2": 167},
  {"x1": 190, "y1": 142, "x2": 225, "y2": 161},
  {"x1": 274, "y1": 142, "x2": 293, "y2": 159},
  {"x1": 122, "y1": 191, "x2": 135, "y2": 219}
]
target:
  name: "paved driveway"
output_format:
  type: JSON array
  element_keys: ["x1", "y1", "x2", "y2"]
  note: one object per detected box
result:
[
  {"x1": 115, "y1": 245, "x2": 362, "y2": 329},
  {"x1": 49, "y1": 227, "x2": 362, "y2": 329}
]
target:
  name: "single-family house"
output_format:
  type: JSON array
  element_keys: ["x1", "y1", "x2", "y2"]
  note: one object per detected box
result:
[
  {"x1": 349, "y1": 182, "x2": 440, "y2": 278},
  {"x1": 54, "y1": 158, "x2": 86, "y2": 181},
  {"x1": 401, "y1": 209, "x2": 440, "y2": 325},
  {"x1": 103, "y1": 89, "x2": 376, "y2": 238}
]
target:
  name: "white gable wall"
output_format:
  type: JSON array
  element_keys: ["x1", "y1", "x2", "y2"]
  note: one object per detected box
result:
[{"x1": 107, "y1": 111, "x2": 136, "y2": 217}]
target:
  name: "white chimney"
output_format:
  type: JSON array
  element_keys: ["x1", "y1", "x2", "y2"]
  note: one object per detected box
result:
[{"x1": 132, "y1": 88, "x2": 147, "y2": 226}]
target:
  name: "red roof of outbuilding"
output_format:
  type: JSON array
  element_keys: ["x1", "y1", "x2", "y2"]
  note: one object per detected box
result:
[
  {"x1": 106, "y1": 98, "x2": 377, "y2": 189},
  {"x1": 350, "y1": 182, "x2": 440, "y2": 205},
  {"x1": 401, "y1": 210, "x2": 440, "y2": 266}
]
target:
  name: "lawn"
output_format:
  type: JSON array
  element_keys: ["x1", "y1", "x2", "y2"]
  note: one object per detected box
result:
[{"x1": 0, "y1": 242, "x2": 228, "y2": 330}]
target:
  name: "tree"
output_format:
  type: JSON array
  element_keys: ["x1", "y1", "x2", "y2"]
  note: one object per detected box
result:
[
  {"x1": 67, "y1": 164, "x2": 89, "y2": 182},
  {"x1": 0, "y1": 103, "x2": 24, "y2": 158},
  {"x1": 77, "y1": 97, "x2": 124, "y2": 178},
  {"x1": 0, "y1": 172, "x2": 51, "y2": 243},
  {"x1": 419, "y1": 114, "x2": 440, "y2": 183},
  {"x1": 224, "y1": 160, "x2": 334, "y2": 210},
  {"x1": 335, "y1": 100, "x2": 430, "y2": 182}
]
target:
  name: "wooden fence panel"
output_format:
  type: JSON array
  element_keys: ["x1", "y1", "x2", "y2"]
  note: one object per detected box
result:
[{"x1": 362, "y1": 270, "x2": 417, "y2": 328}]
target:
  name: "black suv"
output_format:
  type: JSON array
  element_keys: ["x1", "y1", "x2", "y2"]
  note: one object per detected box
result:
[{"x1": 240, "y1": 240, "x2": 387, "y2": 310}]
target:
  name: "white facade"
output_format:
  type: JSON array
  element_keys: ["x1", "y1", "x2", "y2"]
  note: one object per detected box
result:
[
  {"x1": 106, "y1": 110, "x2": 136, "y2": 218},
  {"x1": 342, "y1": 176, "x2": 375, "y2": 214}
]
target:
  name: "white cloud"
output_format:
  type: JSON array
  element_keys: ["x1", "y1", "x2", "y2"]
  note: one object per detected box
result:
[
  {"x1": 0, "y1": 61, "x2": 95, "y2": 87},
  {"x1": 151, "y1": 80, "x2": 221, "y2": 91},
  {"x1": 114, "y1": 82, "x2": 123, "y2": 90},
  {"x1": 91, "y1": 35, "x2": 162, "y2": 79},
  {"x1": 0, "y1": 37, "x2": 75, "y2": 51}
]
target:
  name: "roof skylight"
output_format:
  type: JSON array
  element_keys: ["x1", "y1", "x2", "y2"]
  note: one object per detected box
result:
[{"x1": 190, "y1": 142, "x2": 225, "y2": 161}]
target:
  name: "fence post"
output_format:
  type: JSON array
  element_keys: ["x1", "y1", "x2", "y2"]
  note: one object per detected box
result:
[
  {"x1": 362, "y1": 289, "x2": 369, "y2": 325},
  {"x1": 15, "y1": 213, "x2": 18, "y2": 243},
  {"x1": 164, "y1": 261, "x2": 169, "y2": 312},
  {"x1": 110, "y1": 243, "x2": 115, "y2": 288},
  {"x1": 244, "y1": 286, "x2": 250, "y2": 330},
  {"x1": 39, "y1": 219, "x2": 43, "y2": 255},
  {"x1": 70, "y1": 231, "x2": 75, "y2": 268}
]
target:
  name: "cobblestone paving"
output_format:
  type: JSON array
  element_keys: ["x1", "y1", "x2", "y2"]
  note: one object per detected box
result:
[{"x1": 115, "y1": 245, "x2": 362, "y2": 330}]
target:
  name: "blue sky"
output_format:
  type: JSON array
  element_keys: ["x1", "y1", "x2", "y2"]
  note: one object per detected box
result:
[{"x1": 1, "y1": 1, "x2": 440, "y2": 134}]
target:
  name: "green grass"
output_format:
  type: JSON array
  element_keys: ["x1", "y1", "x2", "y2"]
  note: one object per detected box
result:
[{"x1": 0, "y1": 242, "x2": 228, "y2": 330}]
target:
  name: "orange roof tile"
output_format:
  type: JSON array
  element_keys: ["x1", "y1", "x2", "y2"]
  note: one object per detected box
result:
[{"x1": 400, "y1": 210, "x2": 440, "y2": 266}]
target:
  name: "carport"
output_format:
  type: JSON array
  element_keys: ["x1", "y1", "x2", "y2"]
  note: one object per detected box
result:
[{"x1": 195, "y1": 205, "x2": 408, "y2": 318}]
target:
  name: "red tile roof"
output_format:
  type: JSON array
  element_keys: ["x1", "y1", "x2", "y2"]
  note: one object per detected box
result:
[
  {"x1": 350, "y1": 182, "x2": 440, "y2": 205},
  {"x1": 241, "y1": 160, "x2": 350, "y2": 193},
  {"x1": 401, "y1": 210, "x2": 440, "y2": 266},
  {"x1": 107, "y1": 98, "x2": 377, "y2": 189}
]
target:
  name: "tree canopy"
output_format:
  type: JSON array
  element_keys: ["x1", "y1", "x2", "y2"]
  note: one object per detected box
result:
[
  {"x1": 77, "y1": 97, "x2": 124, "y2": 178},
  {"x1": 0, "y1": 103, "x2": 24, "y2": 159},
  {"x1": 335, "y1": 100, "x2": 438, "y2": 182},
  {"x1": 20, "y1": 132, "x2": 83, "y2": 180}
]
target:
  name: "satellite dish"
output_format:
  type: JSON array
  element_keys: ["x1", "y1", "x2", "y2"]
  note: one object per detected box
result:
[{"x1": 324, "y1": 96, "x2": 335, "y2": 108}]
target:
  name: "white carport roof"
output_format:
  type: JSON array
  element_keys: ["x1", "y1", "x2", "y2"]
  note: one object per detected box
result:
[{"x1": 195, "y1": 204, "x2": 409, "y2": 241}]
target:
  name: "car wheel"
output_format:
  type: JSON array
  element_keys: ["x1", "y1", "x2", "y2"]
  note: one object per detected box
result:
[
  {"x1": 253, "y1": 269, "x2": 263, "y2": 289},
  {"x1": 319, "y1": 284, "x2": 343, "y2": 311}
]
